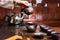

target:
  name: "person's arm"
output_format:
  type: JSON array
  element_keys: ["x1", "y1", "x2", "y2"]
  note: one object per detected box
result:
[
  {"x1": 0, "y1": 0, "x2": 14, "y2": 9},
  {"x1": 13, "y1": 0, "x2": 30, "y2": 6},
  {"x1": 0, "y1": 0, "x2": 30, "y2": 9}
]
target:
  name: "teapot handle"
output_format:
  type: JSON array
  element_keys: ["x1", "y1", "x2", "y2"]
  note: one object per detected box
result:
[{"x1": 4, "y1": 15, "x2": 10, "y2": 23}]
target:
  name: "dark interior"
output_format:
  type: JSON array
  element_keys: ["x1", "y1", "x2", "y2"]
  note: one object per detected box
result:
[{"x1": 0, "y1": 0, "x2": 60, "y2": 40}]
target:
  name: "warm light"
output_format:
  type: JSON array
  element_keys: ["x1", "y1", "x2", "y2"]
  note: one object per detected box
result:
[
  {"x1": 5, "y1": 35, "x2": 22, "y2": 40},
  {"x1": 58, "y1": 3, "x2": 59, "y2": 7},
  {"x1": 5, "y1": 35, "x2": 31, "y2": 40},
  {"x1": 44, "y1": 3, "x2": 48, "y2": 7},
  {"x1": 27, "y1": 38, "x2": 30, "y2": 40},
  {"x1": 36, "y1": 0, "x2": 42, "y2": 4}
]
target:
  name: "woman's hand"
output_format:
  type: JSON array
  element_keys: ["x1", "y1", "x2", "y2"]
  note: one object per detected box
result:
[{"x1": 13, "y1": 0, "x2": 30, "y2": 6}]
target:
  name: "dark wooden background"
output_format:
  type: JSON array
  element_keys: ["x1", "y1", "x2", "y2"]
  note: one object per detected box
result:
[{"x1": 0, "y1": 0, "x2": 60, "y2": 26}]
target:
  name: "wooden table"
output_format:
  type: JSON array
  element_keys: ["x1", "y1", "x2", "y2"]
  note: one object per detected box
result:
[
  {"x1": 0, "y1": 24, "x2": 59, "y2": 40},
  {"x1": 0, "y1": 24, "x2": 36, "y2": 40}
]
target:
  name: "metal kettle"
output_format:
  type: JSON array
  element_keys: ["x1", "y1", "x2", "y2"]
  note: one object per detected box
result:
[{"x1": 23, "y1": 3, "x2": 33, "y2": 15}]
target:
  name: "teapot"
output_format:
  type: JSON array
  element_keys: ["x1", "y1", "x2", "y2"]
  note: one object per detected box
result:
[{"x1": 23, "y1": 3, "x2": 33, "y2": 15}]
